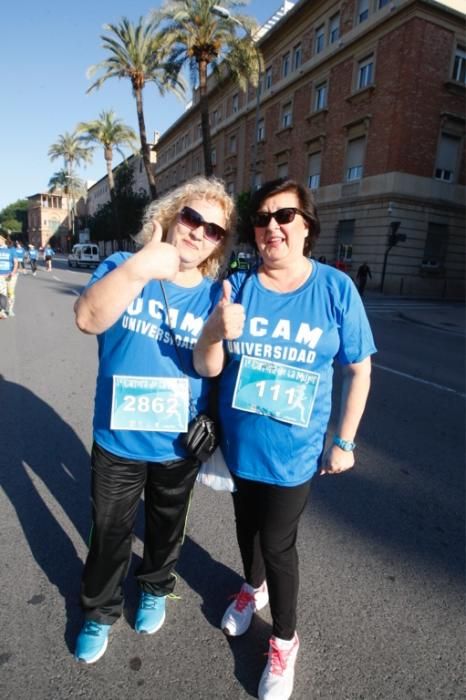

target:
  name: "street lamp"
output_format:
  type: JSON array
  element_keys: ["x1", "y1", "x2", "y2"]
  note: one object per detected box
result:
[{"x1": 211, "y1": 5, "x2": 263, "y2": 190}]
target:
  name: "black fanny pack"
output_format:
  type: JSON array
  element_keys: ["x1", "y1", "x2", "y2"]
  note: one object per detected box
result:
[{"x1": 183, "y1": 413, "x2": 218, "y2": 462}]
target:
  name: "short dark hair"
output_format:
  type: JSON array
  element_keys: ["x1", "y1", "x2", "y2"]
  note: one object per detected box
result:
[{"x1": 247, "y1": 178, "x2": 320, "y2": 257}]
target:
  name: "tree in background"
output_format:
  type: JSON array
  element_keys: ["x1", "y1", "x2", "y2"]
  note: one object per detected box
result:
[
  {"x1": 0, "y1": 200, "x2": 29, "y2": 238},
  {"x1": 157, "y1": 0, "x2": 262, "y2": 177},
  {"x1": 48, "y1": 169, "x2": 85, "y2": 198},
  {"x1": 88, "y1": 164, "x2": 149, "y2": 247},
  {"x1": 77, "y1": 111, "x2": 138, "y2": 245},
  {"x1": 48, "y1": 131, "x2": 93, "y2": 241},
  {"x1": 86, "y1": 15, "x2": 184, "y2": 201}
]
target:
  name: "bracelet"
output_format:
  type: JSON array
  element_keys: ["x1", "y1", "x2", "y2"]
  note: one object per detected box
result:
[{"x1": 333, "y1": 435, "x2": 356, "y2": 451}]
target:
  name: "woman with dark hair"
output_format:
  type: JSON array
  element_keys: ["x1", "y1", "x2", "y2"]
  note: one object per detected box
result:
[
  {"x1": 194, "y1": 178, "x2": 376, "y2": 700},
  {"x1": 73, "y1": 176, "x2": 235, "y2": 664}
]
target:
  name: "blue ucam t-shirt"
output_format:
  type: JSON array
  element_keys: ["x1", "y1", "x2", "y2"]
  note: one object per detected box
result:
[
  {"x1": 219, "y1": 262, "x2": 377, "y2": 487},
  {"x1": 88, "y1": 252, "x2": 220, "y2": 462},
  {"x1": 0, "y1": 245, "x2": 15, "y2": 275}
]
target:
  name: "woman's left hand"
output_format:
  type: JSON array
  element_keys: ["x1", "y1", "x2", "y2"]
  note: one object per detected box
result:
[{"x1": 319, "y1": 445, "x2": 355, "y2": 475}]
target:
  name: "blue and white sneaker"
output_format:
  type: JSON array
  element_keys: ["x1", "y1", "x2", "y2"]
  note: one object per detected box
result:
[
  {"x1": 74, "y1": 620, "x2": 111, "y2": 663},
  {"x1": 134, "y1": 592, "x2": 166, "y2": 634}
]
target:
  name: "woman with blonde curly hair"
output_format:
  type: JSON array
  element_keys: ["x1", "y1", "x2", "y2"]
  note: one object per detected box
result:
[{"x1": 73, "y1": 176, "x2": 235, "y2": 664}]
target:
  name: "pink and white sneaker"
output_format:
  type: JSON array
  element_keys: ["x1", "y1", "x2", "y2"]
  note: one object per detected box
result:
[
  {"x1": 258, "y1": 633, "x2": 300, "y2": 700},
  {"x1": 221, "y1": 581, "x2": 269, "y2": 636}
]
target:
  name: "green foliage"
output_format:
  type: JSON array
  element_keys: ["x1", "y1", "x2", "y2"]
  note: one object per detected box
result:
[
  {"x1": 0, "y1": 199, "x2": 29, "y2": 234},
  {"x1": 87, "y1": 166, "x2": 149, "y2": 243}
]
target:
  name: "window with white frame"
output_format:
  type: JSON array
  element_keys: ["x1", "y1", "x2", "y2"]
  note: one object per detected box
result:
[
  {"x1": 277, "y1": 162, "x2": 288, "y2": 178},
  {"x1": 329, "y1": 13, "x2": 340, "y2": 44},
  {"x1": 357, "y1": 0, "x2": 369, "y2": 23},
  {"x1": 314, "y1": 81, "x2": 328, "y2": 111},
  {"x1": 257, "y1": 117, "x2": 265, "y2": 142},
  {"x1": 281, "y1": 102, "x2": 293, "y2": 128},
  {"x1": 232, "y1": 93, "x2": 239, "y2": 113},
  {"x1": 422, "y1": 223, "x2": 448, "y2": 268},
  {"x1": 315, "y1": 25, "x2": 325, "y2": 54},
  {"x1": 345, "y1": 137, "x2": 365, "y2": 181},
  {"x1": 282, "y1": 52, "x2": 290, "y2": 78},
  {"x1": 434, "y1": 133, "x2": 461, "y2": 182},
  {"x1": 357, "y1": 55, "x2": 374, "y2": 89},
  {"x1": 308, "y1": 152, "x2": 321, "y2": 190},
  {"x1": 453, "y1": 47, "x2": 466, "y2": 83},
  {"x1": 265, "y1": 66, "x2": 272, "y2": 89},
  {"x1": 293, "y1": 44, "x2": 302, "y2": 71},
  {"x1": 229, "y1": 133, "x2": 237, "y2": 154}
]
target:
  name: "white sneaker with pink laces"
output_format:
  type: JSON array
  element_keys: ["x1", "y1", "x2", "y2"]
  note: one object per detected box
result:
[
  {"x1": 221, "y1": 581, "x2": 269, "y2": 636},
  {"x1": 258, "y1": 633, "x2": 299, "y2": 700}
]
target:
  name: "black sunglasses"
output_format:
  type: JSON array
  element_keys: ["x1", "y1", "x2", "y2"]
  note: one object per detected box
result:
[
  {"x1": 251, "y1": 207, "x2": 308, "y2": 228},
  {"x1": 178, "y1": 206, "x2": 226, "y2": 244}
]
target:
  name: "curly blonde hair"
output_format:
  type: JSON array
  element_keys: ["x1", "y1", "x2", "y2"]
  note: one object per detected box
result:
[{"x1": 135, "y1": 177, "x2": 236, "y2": 278}]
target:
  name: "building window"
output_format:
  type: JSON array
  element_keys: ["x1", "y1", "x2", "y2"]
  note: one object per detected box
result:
[
  {"x1": 229, "y1": 134, "x2": 237, "y2": 154},
  {"x1": 336, "y1": 220, "x2": 355, "y2": 261},
  {"x1": 345, "y1": 137, "x2": 365, "y2": 181},
  {"x1": 315, "y1": 25, "x2": 325, "y2": 54},
  {"x1": 227, "y1": 182, "x2": 235, "y2": 196},
  {"x1": 329, "y1": 13, "x2": 340, "y2": 44},
  {"x1": 357, "y1": 0, "x2": 369, "y2": 23},
  {"x1": 422, "y1": 223, "x2": 448, "y2": 268},
  {"x1": 211, "y1": 147, "x2": 216, "y2": 166},
  {"x1": 282, "y1": 52, "x2": 290, "y2": 78},
  {"x1": 434, "y1": 133, "x2": 461, "y2": 183},
  {"x1": 232, "y1": 93, "x2": 239, "y2": 113},
  {"x1": 453, "y1": 47, "x2": 466, "y2": 83},
  {"x1": 378, "y1": 0, "x2": 390, "y2": 8},
  {"x1": 281, "y1": 102, "x2": 293, "y2": 128},
  {"x1": 357, "y1": 55, "x2": 374, "y2": 89},
  {"x1": 265, "y1": 66, "x2": 272, "y2": 89},
  {"x1": 277, "y1": 162, "x2": 288, "y2": 178},
  {"x1": 293, "y1": 44, "x2": 302, "y2": 71},
  {"x1": 253, "y1": 173, "x2": 262, "y2": 190},
  {"x1": 314, "y1": 81, "x2": 328, "y2": 111},
  {"x1": 308, "y1": 152, "x2": 321, "y2": 190},
  {"x1": 257, "y1": 118, "x2": 265, "y2": 142}
]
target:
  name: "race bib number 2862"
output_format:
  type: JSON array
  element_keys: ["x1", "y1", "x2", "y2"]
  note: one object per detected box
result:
[{"x1": 111, "y1": 375, "x2": 189, "y2": 432}]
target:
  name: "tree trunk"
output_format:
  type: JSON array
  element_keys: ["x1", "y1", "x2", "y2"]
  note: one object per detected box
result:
[
  {"x1": 198, "y1": 60, "x2": 213, "y2": 178},
  {"x1": 135, "y1": 87, "x2": 157, "y2": 200},
  {"x1": 106, "y1": 150, "x2": 121, "y2": 248}
]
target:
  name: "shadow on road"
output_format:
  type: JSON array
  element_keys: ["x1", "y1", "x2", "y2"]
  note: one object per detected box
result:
[{"x1": 0, "y1": 375, "x2": 91, "y2": 654}]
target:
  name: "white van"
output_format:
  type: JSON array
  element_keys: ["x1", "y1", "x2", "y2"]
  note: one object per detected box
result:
[{"x1": 68, "y1": 243, "x2": 100, "y2": 269}]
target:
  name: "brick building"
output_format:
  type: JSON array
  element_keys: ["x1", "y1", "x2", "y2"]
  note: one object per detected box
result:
[
  {"x1": 155, "y1": 0, "x2": 465, "y2": 298},
  {"x1": 27, "y1": 192, "x2": 74, "y2": 251}
]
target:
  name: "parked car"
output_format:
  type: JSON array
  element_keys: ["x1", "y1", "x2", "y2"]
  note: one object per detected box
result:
[{"x1": 68, "y1": 244, "x2": 100, "y2": 269}]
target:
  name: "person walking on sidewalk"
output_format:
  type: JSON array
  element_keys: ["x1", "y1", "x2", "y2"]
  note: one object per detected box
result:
[
  {"x1": 0, "y1": 235, "x2": 18, "y2": 318},
  {"x1": 73, "y1": 177, "x2": 234, "y2": 664},
  {"x1": 194, "y1": 178, "x2": 376, "y2": 700},
  {"x1": 356, "y1": 261, "x2": 372, "y2": 295}
]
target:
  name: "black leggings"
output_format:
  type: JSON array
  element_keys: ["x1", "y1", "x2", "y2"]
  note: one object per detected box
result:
[
  {"x1": 80, "y1": 442, "x2": 199, "y2": 624},
  {"x1": 232, "y1": 475, "x2": 311, "y2": 640}
]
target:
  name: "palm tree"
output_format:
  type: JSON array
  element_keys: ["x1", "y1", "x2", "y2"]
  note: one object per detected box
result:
[
  {"x1": 48, "y1": 131, "x2": 93, "y2": 239},
  {"x1": 77, "y1": 111, "x2": 138, "y2": 242},
  {"x1": 48, "y1": 169, "x2": 84, "y2": 196},
  {"x1": 157, "y1": 0, "x2": 262, "y2": 177},
  {"x1": 86, "y1": 15, "x2": 184, "y2": 200}
]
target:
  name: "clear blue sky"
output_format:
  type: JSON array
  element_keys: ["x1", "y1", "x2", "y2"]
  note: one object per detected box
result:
[{"x1": 0, "y1": 0, "x2": 281, "y2": 212}]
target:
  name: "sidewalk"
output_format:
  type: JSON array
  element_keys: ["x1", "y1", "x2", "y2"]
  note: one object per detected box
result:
[{"x1": 363, "y1": 291, "x2": 466, "y2": 336}]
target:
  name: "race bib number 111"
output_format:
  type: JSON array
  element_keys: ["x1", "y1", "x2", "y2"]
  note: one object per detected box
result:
[{"x1": 232, "y1": 357, "x2": 319, "y2": 428}]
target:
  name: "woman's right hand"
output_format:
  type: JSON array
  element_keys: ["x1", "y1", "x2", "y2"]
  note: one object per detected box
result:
[
  {"x1": 204, "y1": 279, "x2": 245, "y2": 342},
  {"x1": 139, "y1": 220, "x2": 180, "y2": 281}
]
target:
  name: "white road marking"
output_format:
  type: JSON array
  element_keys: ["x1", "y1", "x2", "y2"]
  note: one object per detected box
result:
[{"x1": 373, "y1": 362, "x2": 465, "y2": 398}]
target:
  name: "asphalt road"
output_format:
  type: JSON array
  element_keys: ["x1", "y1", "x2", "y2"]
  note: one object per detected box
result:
[{"x1": 0, "y1": 258, "x2": 464, "y2": 700}]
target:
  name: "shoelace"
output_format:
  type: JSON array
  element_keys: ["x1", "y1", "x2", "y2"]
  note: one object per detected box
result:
[
  {"x1": 83, "y1": 620, "x2": 106, "y2": 637},
  {"x1": 233, "y1": 588, "x2": 255, "y2": 612},
  {"x1": 267, "y1": 637, "x2": 296, "y2": 676}
]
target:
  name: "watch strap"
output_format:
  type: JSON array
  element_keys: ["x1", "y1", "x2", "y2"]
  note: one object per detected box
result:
[{"x1": 333, "y1": 435, "x2": 356, "y2": 451}]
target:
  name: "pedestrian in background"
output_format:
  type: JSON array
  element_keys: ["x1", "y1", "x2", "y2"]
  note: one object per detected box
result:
[
  {"x1": 194, "y1": 177, "x2": 376, "y2": 700},
  {"x1": 28, "y1": 244, "x2": 38, "y2": 275},
  {"x1": 0, "y1": 235, "x2": 19, "y2": 318},
  {"x1": 73, "y1": 176, "x2": 234, "y2": 664},
  {"x1": 44, "y1": 243, "x2": 55, "y2": 271},
  {"x1": 356, "y1": 261, "x2": 372, "y2": 295},
  {"x1": 15, "y1": 241, "x2": 26, "y2": 272}
]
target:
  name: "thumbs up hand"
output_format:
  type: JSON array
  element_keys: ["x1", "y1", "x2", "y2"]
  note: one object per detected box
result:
[{"x1": 204, "y1": 279, "x2": 245, "y2": 342}]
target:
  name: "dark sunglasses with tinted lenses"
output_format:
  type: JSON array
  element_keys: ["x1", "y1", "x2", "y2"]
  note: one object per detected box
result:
[
  {"x1": 251, "y1": 207, "x2": 308, "y2": 228},
  {"x1": 178, "y1": 206, "x2": 226, "y2": 244}
]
